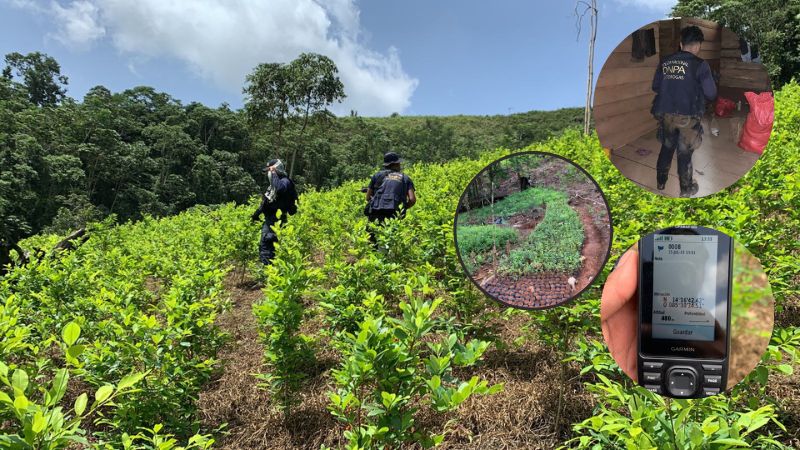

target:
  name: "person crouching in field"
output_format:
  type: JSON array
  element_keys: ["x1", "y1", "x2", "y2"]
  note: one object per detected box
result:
[
  {"x1": 251, "y1": 159, "x2": 298, "y2": 265},
  {"x1": 652, "y1": 25, "x2": 717, "y2": 198},
  {"x1": 364, "y1": 152, "x2": 416, "y2": 246}
]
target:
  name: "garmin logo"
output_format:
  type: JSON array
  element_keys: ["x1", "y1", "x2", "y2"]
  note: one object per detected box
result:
[{"x1": 671, "y1": 346, "x2": 696, "y2": 352}]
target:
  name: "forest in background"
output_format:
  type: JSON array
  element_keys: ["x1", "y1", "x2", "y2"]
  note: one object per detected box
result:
[
  {"x1": 0, "y1": 51, "x2": 583, "y2": 269},
  {"x1": 3, "y1": 0, "x2": 798, "y2": 271}
]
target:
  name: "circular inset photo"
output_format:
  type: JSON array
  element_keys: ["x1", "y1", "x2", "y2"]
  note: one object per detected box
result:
[
  {"x1": 601, "y1": 226, "x2": 774, "y2": 398},
  {"x1": 595, "y1": 18, "x2": 774, "y2": 198},
  {"x1": 454, "y1": 152, "x2": 612, "y2": 309}
]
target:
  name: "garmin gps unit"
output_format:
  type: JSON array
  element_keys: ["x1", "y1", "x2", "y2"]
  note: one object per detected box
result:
[{"x1": 637, "y1": 226, "x2": 733, "y2": 398}]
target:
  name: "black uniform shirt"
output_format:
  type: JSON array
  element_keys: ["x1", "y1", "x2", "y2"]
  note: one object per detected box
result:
[
  {"x1": 652, "y1": 50, "x2": 717, "y2": 117},
  {"x1": 256, "y1": 176, "x2": 297, "y2": 221}
]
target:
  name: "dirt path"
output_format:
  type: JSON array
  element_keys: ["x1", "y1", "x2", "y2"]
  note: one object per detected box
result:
[
  {"x1": 197, "y1": 274, "x2": 340, "y2": 449},
  {"x1": 197, "y1": 275, "x2": 271, "y2": 448},
  {"x1": 573, "y1": 203, "x2": 611, "y2": 294}
]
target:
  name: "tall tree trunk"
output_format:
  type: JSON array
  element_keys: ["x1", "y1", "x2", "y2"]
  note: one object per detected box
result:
[
  {"x1": 583, "y1": 0, "x2": 598, "y2": 135},
  {"x1": 290, "y1": 100, "x2": 313, "y2": 179},
  {"x1": 109, "y1": 179, "x2": 123, "y2": 214}
]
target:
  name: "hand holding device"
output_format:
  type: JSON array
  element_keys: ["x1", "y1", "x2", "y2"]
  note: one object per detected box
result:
[
  {"x1": 637, "y1": 226, "x2": 733, "y2": 398},
  {"x1": 600, "y1": 247, "x2": 639, "y2": 381}
]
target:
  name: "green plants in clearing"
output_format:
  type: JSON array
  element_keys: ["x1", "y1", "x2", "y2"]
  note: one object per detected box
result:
[
  {"x1": 456, "y1": 224, "x2": 519, "y2": 271},
  {"x1": 457, "y1": 187, "x2": 560, "y2": 224},
  {"x1": 499, "y1": 192, "x2": 583, "y2": 275}
]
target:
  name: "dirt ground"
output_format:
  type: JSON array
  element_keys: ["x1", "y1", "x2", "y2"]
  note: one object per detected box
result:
[
  {"x1": 197, "y1": 275, "x2": 339, "y2": 449},
  {"x1": 727, "y1": 247, "x2": 776, "y2": 389},
  {"x1": 197, "y1": 277, "x2": 798, "y2": 449},
  {"x1": 198, "y1": 282, "x2": 595, "y2": 449}
]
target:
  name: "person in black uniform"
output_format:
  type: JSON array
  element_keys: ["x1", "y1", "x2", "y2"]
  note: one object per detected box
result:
[
  {"x1": 652, "y1": 25, "x2": 718, "y2": 197},
  {"x1": 251, "y1": 159, "x2": 298, "y2": 264},
  {"x1": 365, "y1": 152, "x2": 416, "y2": 245}
]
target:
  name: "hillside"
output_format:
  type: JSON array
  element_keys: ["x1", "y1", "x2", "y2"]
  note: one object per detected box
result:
[
  {"x1": 0, "y1": 83, "x2": 797, "y2": 449},
  {"x1": 0, "y1": 65, "x2": 583, "y2": 269}
]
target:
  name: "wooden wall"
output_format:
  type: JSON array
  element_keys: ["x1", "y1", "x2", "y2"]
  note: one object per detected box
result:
[
  {"x1": 594, "y1": 22, "x2": 660, "y2": 151},
  {"x1": 681, "y1": 17, "x2": 722, "y2": 72},
  {"x1": 719, "y1": 27, "x2": 771, "y2": 97}
]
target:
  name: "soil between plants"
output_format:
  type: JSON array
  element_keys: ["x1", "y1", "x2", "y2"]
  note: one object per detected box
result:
[
  {"x1": 472, "y1": 201, "x2": 610, "y2": 309},
  {"x1": 198, "y1": 274, "x2": 594, "y2": 449},
  {"x1": 197, "y1": 275, "x2": 339, "y2": 449}
]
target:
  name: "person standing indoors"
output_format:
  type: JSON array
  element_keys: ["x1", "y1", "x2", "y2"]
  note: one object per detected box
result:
[
  {"x1": 651, "y1": 25, "x2": 717, "y2": 197},
  {"x1": 251, "y1": 159, "x2": 298, "y2": 265},
  {"x1": 364, "y1": 152, "x2": 416, "y2": 245}
]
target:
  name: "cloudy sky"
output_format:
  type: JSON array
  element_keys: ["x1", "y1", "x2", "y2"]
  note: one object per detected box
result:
[{"x1": 1, "y1": 0, "x2": 677, "y2": 116}]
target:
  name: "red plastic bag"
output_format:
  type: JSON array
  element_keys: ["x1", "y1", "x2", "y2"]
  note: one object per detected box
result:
[
  {"x1": 738, "y1": 91, "x2": 774, "y2": 154},
  {"x1": 714, "y1": 97, "x2": 736, "y2": 117}
]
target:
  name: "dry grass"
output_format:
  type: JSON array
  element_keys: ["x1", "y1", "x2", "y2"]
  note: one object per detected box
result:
[
  {"x1": 198, "y1": 283, "x2": 595, "y2": 449},
  {"x1": 198, "y1": 268, "x2": 800, "y2": 449}
]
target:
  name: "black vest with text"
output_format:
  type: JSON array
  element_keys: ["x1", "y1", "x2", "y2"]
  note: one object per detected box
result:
[{"x1": 652, "y1": 51, "x2": 705, "y2": 117}]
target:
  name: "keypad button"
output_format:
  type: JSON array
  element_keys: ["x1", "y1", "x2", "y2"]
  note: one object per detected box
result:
[
  {"x1": 643, "y1": 372, "x2": 662, "y2": 383},
  {"x1": 703, "y1": 387, "x2": 721, "y2": 397},
  {"x1": 667, "y1": 367, "x2": 698, "y2": 397},
  {"x1": 702, "y1": 364, "x2": 723, "y2": 373},
  {"x1": 703, "y1": 375, "x2": 722, "y2": 386},
  {"x1": 643, "y1": 361, "x2": 664, "y2": 371},
  {"x1": 644, "y1": 384, "x2": 662, "y2": 394}
]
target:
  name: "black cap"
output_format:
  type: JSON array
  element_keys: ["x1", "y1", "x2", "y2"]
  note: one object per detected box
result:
[{"x1": 383, "y1": 152, "x2": 402, "y2": 167}]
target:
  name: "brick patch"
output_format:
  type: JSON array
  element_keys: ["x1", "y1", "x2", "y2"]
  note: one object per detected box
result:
[{"x1": 481, "y1": 272, "x2": 576, "y2": 309}]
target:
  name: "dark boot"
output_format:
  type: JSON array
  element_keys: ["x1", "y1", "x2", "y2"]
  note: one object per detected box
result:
[
  {"x1": 656, "y1": 177, "x2": 667, "y2": 191},
  {"x1": 680, "y1": 181, "x2": 699, "y2": 198}
]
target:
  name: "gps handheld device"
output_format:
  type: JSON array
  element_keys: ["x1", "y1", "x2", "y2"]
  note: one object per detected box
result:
[{"x1": 637, "y1": 226, "x2": 733, "y2": 398}]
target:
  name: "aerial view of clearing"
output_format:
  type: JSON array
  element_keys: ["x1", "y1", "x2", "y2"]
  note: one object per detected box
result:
[{"x1": 455, "y1": 152, "x2": 612, "y2": 309}]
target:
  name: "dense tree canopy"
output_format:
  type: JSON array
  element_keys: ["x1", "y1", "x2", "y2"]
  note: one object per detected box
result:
[
  {"x1": 244, "y1": 53, "x2": 346, "y2": 177},
  {"x1": 0, "y1": 50, "x2": 583, "y2": 272},
  {"x1": 2, "y1": 51, "x2": 69, "y2": 106},
  {"x1": 672, "y1": 0, "x2": 800, "y2": 88}
]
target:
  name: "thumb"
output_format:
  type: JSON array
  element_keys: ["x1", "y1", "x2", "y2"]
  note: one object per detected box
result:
[{"x1": 601, "y1": 247, "x2": 639, "y2": 319}]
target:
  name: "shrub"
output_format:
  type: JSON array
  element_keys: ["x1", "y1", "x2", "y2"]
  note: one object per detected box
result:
[
  {"x1": 456, "y1": 224, "x2": 518, "y2": 271},
  {"x1": 499, "y1": 192, "x2": 583, "y2": 275},
  {"x1": 457, "y1": 187, "x2": 559, "y2": 223},
  {"x1": 328, "y1": 287, "x2": 502, "y2": 448}
]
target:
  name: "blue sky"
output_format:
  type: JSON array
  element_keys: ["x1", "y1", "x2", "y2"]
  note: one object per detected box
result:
[{"x1": 0, "y1": 0, "x2": 677, "y2": 116}]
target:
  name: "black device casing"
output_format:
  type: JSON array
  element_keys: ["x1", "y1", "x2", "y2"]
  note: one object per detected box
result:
[{"x1": 637, "y1": 226, "x2": 733, "y2": 398}]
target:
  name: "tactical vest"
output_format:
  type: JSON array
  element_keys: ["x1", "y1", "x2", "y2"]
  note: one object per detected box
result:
[
  {"x1": 370, "y1": 170, "x2": 408, "y2": 212},
  {"x1": 652, "y1": 51, "x2": 705, "y2": 117}
]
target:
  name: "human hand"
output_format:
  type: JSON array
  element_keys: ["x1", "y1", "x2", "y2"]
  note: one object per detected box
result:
[{"x1": 601, "y1": 247, "x2": 639, "y2": 382}]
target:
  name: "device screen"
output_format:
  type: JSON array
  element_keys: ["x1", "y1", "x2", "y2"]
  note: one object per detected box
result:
[
  {"x1": 639, "y1": 226, "x2": 731, "y2": 360},
  {"x1": 651, "y1": 233, "x2": 718, "y2": 342}
]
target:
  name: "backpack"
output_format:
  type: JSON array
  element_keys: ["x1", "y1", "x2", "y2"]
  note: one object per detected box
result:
[
  {"x1": 284, "y1": 177, "x2": 298, "y2": 216},
  {"x1": 365, "y1": 170, "x2": 408, "y2": 215}
]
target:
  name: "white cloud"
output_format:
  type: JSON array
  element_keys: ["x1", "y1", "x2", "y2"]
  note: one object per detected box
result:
[
  {"x1": 612, "y1": 0, "x2": 678, "y2": 12},
  {"x1": 10, "y1": 0, "x2": 418, "y2": 116},
  {"x1": 50, "y1": 0, "x2": 105, "y2": 48}
]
